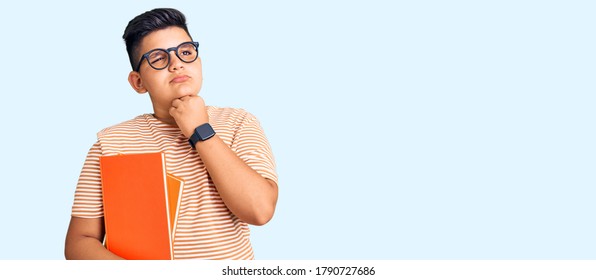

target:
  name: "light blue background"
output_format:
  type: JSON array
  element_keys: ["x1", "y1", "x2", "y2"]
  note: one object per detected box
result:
[{"x1": 0, "y1": 0, "x2": 594, "y2": 260}]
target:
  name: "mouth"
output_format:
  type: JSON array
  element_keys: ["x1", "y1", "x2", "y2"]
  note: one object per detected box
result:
[{"x1": 170, "y1": 75, "x2": 190, "y2": 83}]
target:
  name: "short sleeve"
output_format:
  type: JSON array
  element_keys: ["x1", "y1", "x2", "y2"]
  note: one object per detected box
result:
[
  {"x1": 231, "y1": 112, "x2": 278, "y2": 185},
  {"x1": 71, "y1": 142, "x2": 104, "y2": 218}
]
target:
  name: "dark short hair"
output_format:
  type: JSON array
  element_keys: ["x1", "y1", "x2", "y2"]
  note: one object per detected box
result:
[{"x1": 122, "y1": 8, "x2": 192, "y2": 70}]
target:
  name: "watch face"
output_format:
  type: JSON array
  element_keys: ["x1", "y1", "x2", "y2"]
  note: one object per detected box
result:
[{"x1": 196, "y1": 124, "x2": 215, "y2": 140}]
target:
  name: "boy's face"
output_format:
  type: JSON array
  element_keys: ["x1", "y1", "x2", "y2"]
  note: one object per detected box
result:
[{"x1": 128, "y1": 26, "x2": 203, "y2": 119}]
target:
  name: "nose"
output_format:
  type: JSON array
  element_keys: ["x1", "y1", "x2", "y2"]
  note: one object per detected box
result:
[{"x1": 168, "y1": 50, "x2": 184, "y2": 71}]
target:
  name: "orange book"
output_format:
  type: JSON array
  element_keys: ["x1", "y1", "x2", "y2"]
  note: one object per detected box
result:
[{"x1": 99, "y1": 152, "x2": 182, "y2": 260}]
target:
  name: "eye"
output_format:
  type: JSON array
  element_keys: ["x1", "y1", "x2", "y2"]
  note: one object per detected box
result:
[
  {"x1": 148, "y1": 51, "x2": 168, "y2": 65},
  {"x1": 151, "y1": 57, "x2": 164, "y2": 63},
  {"x1": 179, "y1": 44, "x2": 196, "y2": 57}
]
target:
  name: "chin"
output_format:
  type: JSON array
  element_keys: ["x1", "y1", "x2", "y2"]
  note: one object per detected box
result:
[{"x1": 177, "y1": 86, "x2": 200, "y2": 97}]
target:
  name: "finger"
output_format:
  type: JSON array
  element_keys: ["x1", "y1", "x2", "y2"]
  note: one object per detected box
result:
[{"x1": 171, "y1": 98, "x2": 181, "y2": 108}]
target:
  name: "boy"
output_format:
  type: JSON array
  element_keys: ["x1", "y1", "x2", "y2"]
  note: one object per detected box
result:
[{"x1": 65, "y1": 8, "x2": 278, "y2": 260}]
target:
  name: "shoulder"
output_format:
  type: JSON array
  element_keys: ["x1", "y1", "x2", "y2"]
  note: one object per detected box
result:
[
  {"x1": 208, "y1": 106, "x2": 259, "y2": 126},
  {"x1": 96, "y1": 114, "x2": 150, "y2": 138}
]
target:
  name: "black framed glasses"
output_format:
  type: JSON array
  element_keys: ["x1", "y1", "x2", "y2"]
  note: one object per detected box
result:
[{"x1": 135, "y1": 41, "x2": 199, "y2": 72}]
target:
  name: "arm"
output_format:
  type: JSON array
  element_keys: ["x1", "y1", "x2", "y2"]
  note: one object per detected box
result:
[
  {"x1": 170, "y1": 96, "x2": 278, "y2": 225},
  {"x1": 66, "y1": 142, "x2": 124, "y2": 259},
  {"x1": 195, "y1": 134, "x2": 278, "y2": 225},
  {"x1": 64, "y1": 217, "x2": 123, "y2": 260}
]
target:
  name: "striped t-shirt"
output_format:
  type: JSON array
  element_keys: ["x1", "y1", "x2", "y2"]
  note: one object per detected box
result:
[{"x1": 71, "y1": 106, "x2": 277, "y2": 260}]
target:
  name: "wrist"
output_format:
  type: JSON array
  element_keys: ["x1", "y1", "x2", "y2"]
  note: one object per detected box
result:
[{"x1": 181, "y1": 118, "x2": 208, "y2": 138}]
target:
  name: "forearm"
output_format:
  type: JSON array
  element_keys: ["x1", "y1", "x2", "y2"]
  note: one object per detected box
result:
[
  {"x1": 64, "y1": 217, "x2": 124, "y2": 260},
  {"x1": 195, "y1": 134, "x2": 278, "y2": 225},
  {"x1": 65, "y1": 236, "x2": 123, "y2": 260}
]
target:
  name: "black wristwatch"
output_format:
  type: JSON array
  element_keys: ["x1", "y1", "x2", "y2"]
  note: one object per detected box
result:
[{"x1": 188, "y1": 123, "x2": 216, "y2": 149}]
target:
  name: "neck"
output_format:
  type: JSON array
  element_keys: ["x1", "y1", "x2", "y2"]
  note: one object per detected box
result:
[{"x1": 152, "y1": 113, "x2": 177, "y2": 126}]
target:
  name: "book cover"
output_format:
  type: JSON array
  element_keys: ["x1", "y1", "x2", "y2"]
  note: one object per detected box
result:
[
  {"x1": 99, "y1": 152, "x2": 175, "y2": 260},
  {"x1": 166, "y1": 173, "x2": 184, "y2": 241}
]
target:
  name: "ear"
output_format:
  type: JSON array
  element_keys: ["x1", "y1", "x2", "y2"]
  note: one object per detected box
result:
[{"x1": 128, "y1": 71, "x2": 147, "y2": 94}]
